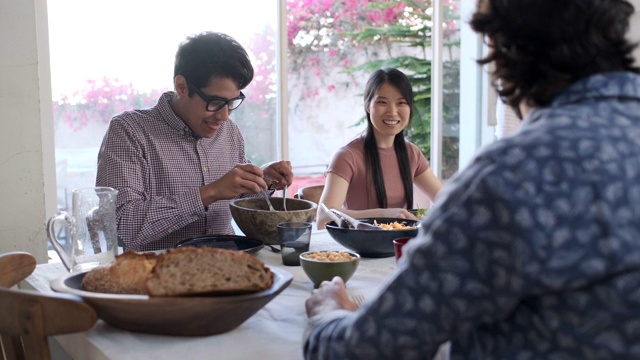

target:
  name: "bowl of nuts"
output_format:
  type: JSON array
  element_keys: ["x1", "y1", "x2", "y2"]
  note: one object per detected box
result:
[{"x1": 299, "y1": 250, "x2": 360, "y2": 288}]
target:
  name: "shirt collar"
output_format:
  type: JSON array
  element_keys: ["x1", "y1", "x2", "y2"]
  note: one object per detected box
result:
[{"x1": 157, "y1": 91, "x2": 195, "y2": 137}]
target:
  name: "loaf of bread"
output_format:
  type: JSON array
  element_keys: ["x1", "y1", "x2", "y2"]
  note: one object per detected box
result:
[
  {"x1": 81, "y1": 251, "x2": 157, "y2": 295},
  {"x1": 146, "y1": 247, "x2": 274, "y2": 296},
  {"x1": 81, "y1": 247, "x2": 274, "y2": 297}
]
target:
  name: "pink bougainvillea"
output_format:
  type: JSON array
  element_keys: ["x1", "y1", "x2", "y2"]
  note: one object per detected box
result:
[{"x1": 53, "y1": 77, "x2": 165, "y2": 131}]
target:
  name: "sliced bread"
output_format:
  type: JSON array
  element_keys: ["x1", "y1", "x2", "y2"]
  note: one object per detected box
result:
[
  {"x1": 81, "y1": 251, "x2": 158, "y2": 295},
  {"x1": 146, "y1": 247, "x2": 274, "y2": 296}
]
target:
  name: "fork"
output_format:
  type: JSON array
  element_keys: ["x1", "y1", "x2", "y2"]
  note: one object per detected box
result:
[
  {"x1": 260, "y1": 188, "x2": 276, "y2": 211},
  {"x1": 349, "y1": 293, "x2": 366, "y2": 308}
]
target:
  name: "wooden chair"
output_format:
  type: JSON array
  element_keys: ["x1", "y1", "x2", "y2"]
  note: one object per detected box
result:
[
  {"x1": 293, "y1": 185, "x2": 324, "y2": 205},
  {"x1": 0, "y1": 252, "x2": 97, "y2": 360}
]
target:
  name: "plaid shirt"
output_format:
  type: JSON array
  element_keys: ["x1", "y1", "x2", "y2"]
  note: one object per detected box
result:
[{"x1": 96, "y1": 91, "x2": 253, "y2": 251}]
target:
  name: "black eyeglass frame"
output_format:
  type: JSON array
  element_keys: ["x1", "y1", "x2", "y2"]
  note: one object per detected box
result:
[{"x1": 187, "y1": 83, "x2": 246, "y2": 112}]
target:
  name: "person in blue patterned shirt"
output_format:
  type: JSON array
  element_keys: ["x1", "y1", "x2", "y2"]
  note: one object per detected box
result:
[{"x1": 304, "y1": 0, "x2": 640, "y2": 359}]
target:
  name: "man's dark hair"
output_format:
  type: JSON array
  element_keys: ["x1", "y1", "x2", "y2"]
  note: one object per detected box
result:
[
  {"x1": 362, "y1": 68, "x2": 415, "y2": 209},
  {"x1": 174, "y1": 32, "x2": 254, "y2": 92},
  {"x1": 470, "y1": 0, "x2": 639, "y2": 113}
]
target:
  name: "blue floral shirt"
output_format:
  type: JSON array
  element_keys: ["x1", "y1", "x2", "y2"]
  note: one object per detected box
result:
[{"x1": 304, "y1": 72, "x2": 640, "y2": 359}]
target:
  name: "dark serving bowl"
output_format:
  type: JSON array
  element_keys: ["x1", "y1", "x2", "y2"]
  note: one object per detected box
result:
[
  {"x1": 175, "y1": 235, "x2": 264, "y2": 255},
  {"x1": 325, "y1": 217, "x2": 419, "y2": 258},
  {"x1": 50, "y1": 267, "x2": 292, "y2": 336}
]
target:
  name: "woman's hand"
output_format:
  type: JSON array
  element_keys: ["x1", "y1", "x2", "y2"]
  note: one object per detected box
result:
[
  {"x1": 377, "y1": 208, "x2": 418, "y2": 220},
  {"x1": 305, "y1": 277, "x2": 358, "y2": 317}
]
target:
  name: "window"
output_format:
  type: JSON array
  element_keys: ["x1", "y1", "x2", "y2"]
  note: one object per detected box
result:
[
  {"x1": 48, "y1": 0, "x2": 473, "y2": 210},
  {"x1": 48, "y1": 0, "x2": 278, "y2": 208}
]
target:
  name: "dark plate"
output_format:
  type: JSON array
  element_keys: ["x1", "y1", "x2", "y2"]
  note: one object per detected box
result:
[
  {"x1": 50, "y1": 267, "x2": 292, "y2": 336},
  {"x1": 325, "y1": 217, "x2": 419, "y2": 258},
  {"x1": 175, "y1": 235, "x2": 264, "y2": 255}
]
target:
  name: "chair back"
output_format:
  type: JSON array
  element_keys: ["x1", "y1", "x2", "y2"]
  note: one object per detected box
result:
[
  {"x1": 293, "y1": 185, "x2": 324, "y2": 205},
  {"x1": 0, "y1": 252, "x2": 97, "y2": 360}
]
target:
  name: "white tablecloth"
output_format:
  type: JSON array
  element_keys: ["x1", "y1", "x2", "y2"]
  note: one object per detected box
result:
[{"x1": 26, "y1": 229, "x2": 421, "y2": 360}]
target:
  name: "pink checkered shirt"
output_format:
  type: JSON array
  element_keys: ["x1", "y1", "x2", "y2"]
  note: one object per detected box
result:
[{"x1": 96, "y1": 92, "x2": 254, "y2": 251}]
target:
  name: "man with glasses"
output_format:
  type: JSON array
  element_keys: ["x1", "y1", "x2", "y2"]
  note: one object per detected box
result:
[{"x1": 96, "y1": 31, "x2": 293, "y2": 252}]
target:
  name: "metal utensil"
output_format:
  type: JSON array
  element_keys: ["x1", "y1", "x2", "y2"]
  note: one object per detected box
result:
[
  {"x1": 266, "y1": 244, "x2": 281, "y2": 253},
  {"x1": 282, "y1": 184, "x2": 287, "y2": 211},
  {"x1": 260, "y1": 189, "x2": 276, "y2": 212},
  {"x1": 329, "y1": 209, "x2": 380, "y2": 230},
  {"x1": 320, "y1": 203, "x2": 348, "y2": 228},
  {"x1": 349, "y1": 292, "x2": 366, "y2": 308}
]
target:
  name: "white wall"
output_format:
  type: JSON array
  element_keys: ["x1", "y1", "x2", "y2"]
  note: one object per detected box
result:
[{"x1": 0, "y1": 0, "x2": 56, "y2": 263}]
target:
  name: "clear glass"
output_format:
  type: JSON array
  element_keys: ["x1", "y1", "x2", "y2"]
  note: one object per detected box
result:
[{"x1": 277, "y1": 222, "x2": 312, "y2": 266}]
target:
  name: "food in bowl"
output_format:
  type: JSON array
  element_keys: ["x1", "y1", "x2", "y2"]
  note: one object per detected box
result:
[
  {"x1": 408, "y1": 208, "x2": 429, "y2": 218},
  {"x1": 299, "y1": 250, "x2": 360, "y2": 288},
  {"x1": 325, "y1": 217, "x2": 419, "y2": 258},
  {"x1": 373, "y1": 220, "x2": 416, "y2": 230},
  {"x1": 302, "y1": 250, "x2": 354, "y2": 262}
]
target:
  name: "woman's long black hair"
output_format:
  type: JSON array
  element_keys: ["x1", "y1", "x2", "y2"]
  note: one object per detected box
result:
[{"x1": 363, "y1": 68, "x2": 414, "y2": 209}]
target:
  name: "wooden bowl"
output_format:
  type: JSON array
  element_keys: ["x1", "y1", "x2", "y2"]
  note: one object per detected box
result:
[
  {"x1": 50, "y1": 267, "x2": 292, "y2": 336},
  {"x1": 230, "y1": 197, "x2": 317, "y2": 245}
]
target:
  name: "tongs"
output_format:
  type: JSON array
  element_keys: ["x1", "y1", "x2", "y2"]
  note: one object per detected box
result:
[
  {"x1": 320, "y1": 203, "x2": 348, "y2": 228},
  {"x1": 320, "y1": 204, "x2": 379, "y2": 230}
]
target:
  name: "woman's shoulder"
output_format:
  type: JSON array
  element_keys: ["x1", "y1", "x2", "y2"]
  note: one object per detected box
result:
[
  {"x1": 343, "y1": 137, "x2": 365, "y2": 149},
  {"x1": 334, "y1": 137, "x2": 365, "y2": 156},
  {"x1": 404, "y1": 140, "x2": 426, "y2": 158}
]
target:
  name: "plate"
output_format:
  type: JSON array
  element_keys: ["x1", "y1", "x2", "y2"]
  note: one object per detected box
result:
[
  {"x1": 175, "y1": 235, "x2": 264, "y2": 255},
  {"x1": 50, "y1": 267, "x2": 292, "y2": 336}
]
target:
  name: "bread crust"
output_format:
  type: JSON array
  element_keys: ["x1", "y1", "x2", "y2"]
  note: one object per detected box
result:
[
  {"x1": 81, "y1": 251, "x2": 157, "y2": 295},
  {"x1": 81, "y1": 247, "x2": 274, "y2": 297},
  {"x1": 146, "y1": 247, "x2": 274, "y2": 297}
]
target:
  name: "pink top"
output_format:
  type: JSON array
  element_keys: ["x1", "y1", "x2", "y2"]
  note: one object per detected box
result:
[{"x1": 326, "y1": 137, "x2": 430, "y2": 210}]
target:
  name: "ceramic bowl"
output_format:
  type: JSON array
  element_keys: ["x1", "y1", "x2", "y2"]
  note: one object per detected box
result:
[
  {"x1": 325, "y1": 217, "x2": 419, "y2": 258},
  {"x1": 50, "y1": 267, "x2": 292, "y2": 336},
  {"x1": 299, "y1": 250, "x2": 360, "y2": 288},
  {"x1": 230, "y1": 197, "x2": 317, "y2": 245}
]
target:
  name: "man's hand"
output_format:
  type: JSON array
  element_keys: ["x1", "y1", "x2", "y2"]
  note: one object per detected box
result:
[
  {"x1": 199, "y1": 164, "x2": 268, "y2": 206},
  {"x1": 262, "y1": 160, "x2": 293, "y2": 190},
  {"x1": 305, "y1": 277, "x2": 358, "y2": 317}
]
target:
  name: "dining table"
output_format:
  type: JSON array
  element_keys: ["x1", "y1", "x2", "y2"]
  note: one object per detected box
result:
[{"x1": 24, "y1": 227, "x2": 450, "y2": 360}]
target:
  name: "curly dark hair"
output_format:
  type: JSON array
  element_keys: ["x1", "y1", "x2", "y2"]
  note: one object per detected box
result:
[
  {"x1": 362, "y1": 68, "x2": 415, "y2": 209},
  {"x1": 174, "y1": 32, "x2": 254, "y2": 93},
  {"x1": 470, "y1": 0, "x2": 639, "y2": 114}
]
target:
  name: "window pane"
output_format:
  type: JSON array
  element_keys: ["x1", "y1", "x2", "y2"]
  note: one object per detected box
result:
[
  {"x1": 48, "y1": 0, "x2": 277, "y2": 208},
  {"x1": 285, "y1": 0, "x2": 461, "y2": 190},
  {"x1": 442, "y1": 0, "x2": 461, "y2": 179}
]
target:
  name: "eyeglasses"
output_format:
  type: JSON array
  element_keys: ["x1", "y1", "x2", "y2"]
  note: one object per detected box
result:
[{"x1": 188, "y1": 83, "x2": 245, "y2": 112}]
